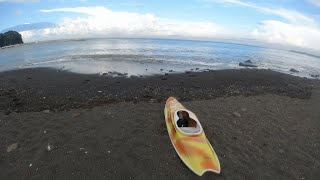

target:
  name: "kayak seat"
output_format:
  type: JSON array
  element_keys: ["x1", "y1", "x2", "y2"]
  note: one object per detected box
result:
[
  {"x1": 174, "y1": 109, "x2": 203, "y2": 134},
  {"x1": 179, "y1": 126, "x2": 201, "y2": 134}
]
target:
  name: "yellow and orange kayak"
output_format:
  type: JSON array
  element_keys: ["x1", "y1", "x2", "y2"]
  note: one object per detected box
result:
[{"x1": 164, "y1": 97, "x2": 220, "y2": 176}]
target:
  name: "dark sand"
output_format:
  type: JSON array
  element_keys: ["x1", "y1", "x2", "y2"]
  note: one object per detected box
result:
[{"x1": 0, "y1": 68, "x2": 320, "y2": 179}]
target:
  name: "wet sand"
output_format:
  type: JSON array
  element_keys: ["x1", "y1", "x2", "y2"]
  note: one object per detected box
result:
[{"x1": 0, "y1": 68, "x2": 320, "y2": 179}]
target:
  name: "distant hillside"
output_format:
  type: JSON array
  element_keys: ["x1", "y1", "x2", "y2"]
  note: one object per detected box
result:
[
  {"x1": 0, "y1": 31, "x2": 23, "y2": 47},
  {"x1": 1, "y1": 22, "x2": 56, "y2": 33}
]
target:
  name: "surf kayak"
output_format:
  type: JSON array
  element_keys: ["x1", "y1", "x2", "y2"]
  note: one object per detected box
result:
[{"x1": 164, "y1": 97, "x2": 221, "y2": 176}]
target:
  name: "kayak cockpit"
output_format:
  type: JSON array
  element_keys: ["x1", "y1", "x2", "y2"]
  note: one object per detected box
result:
[{"x1": 174, "y1": 109, "x2": 202, "y2": 135}]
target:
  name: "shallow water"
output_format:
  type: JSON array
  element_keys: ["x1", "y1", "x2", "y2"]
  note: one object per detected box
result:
[{"x1": 0, "y1": 38, "x2": 319, "y2": 77}]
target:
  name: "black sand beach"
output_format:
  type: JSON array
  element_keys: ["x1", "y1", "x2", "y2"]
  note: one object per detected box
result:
[{"x1": 1, "y1": 68, "x2": 320, "y2": 179}]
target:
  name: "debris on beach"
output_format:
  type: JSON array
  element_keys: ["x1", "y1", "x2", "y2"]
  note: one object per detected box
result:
[
  {"x1": 46, "y1": 143, "x2": 53, "y2": 152},
  {"x1": 239, "y1": 60, "x2": 258, "y2": 67},
  {"x1": 7, "y1": 143, "x2": 18, "y2": 152}
]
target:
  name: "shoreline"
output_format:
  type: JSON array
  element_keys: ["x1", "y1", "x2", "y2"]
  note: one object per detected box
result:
[{"x1": 0, "y1": 67, "x2": 318, "y2": 114}]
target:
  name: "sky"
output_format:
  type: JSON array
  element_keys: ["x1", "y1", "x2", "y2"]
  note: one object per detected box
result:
[{"x1": 0, "y1": 0, "x2": 320, "y2": 50}]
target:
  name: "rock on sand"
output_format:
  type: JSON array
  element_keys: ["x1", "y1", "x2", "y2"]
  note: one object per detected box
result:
[
  {"x1": 290, "y1": 68, "x2": 299, "y2": 73},
  {"x1": 239, "y1": 60, "x2": 258, "y2": 67},
  {"x1": 7, "y1": 143, "x2": 18, "y2": 152},
  {"x1": 233, "y1": 112, "x2": 241, "y2": 118}
]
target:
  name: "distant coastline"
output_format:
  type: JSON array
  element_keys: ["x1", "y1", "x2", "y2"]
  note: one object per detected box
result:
[
  {"x1": 289, "y1": 50, "x2": 320, "y2": 59},
  {"x1": 1, "y1": 37, "x2": 267, "y2": 50},
  {"x1": 0, "y1": 38, "x2": 86, "y2": 49}
]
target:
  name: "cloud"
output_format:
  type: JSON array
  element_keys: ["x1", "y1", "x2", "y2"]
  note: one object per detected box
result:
[
  {"x1": 21, "y1": 6, "x2": 225, "y2": 42},
  {"x1": 19, "y1": 5, "x2": 320, "y2": 51},
  {"x1": 0, "y1": 0, "x2": 39, "y2": 2},
  {"x1": 309, "y1": 0, "x2": 320, "y2": 7},
  {"x1": 252, "y1": 20, "x2": 320, "y2": 49},
  {"x1": 203, "y1": 0, "x2": 320, "y2": 50},
  {"x1": 208, "y1": 0, "x2": 315, "y2": 25}
]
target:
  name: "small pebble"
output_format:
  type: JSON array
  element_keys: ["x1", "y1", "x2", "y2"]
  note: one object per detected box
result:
[
  {"x1": 233, "y1": 112, "x2": 241, "y2": 118},
  {"x1": 150, "y1": 99, "x2": 156, "y2": 103},
  {"x1": 46, "y1": 143, "x2": 52, "y2": 152},
  {"x1": 43, "y1": 110, "x2": 50, "y2": 113},
  {"x1": 72, "y1": 112, "x2": 81, "y2": 118},
  {"x1": 279, "y1": 149, "x2": 285, "y2": 153}
]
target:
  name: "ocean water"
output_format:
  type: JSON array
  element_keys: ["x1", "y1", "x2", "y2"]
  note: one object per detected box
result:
[{"x1": 0, "y1": 38, "x2": 320, "y2": 78}]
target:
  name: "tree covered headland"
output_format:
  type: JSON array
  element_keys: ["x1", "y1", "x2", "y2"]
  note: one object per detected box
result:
[{"x1": 0, "y1": 31, "x2": 23, "y2": 47}]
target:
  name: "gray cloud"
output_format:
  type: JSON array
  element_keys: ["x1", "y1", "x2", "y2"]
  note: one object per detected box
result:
[{"x1": 309, "y1": 0, "x2": 320, "y2": 7}]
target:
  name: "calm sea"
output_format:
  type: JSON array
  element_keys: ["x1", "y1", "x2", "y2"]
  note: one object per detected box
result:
[{"x1": 0, "y1": 38, "x2": 319, "y2": 78}]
